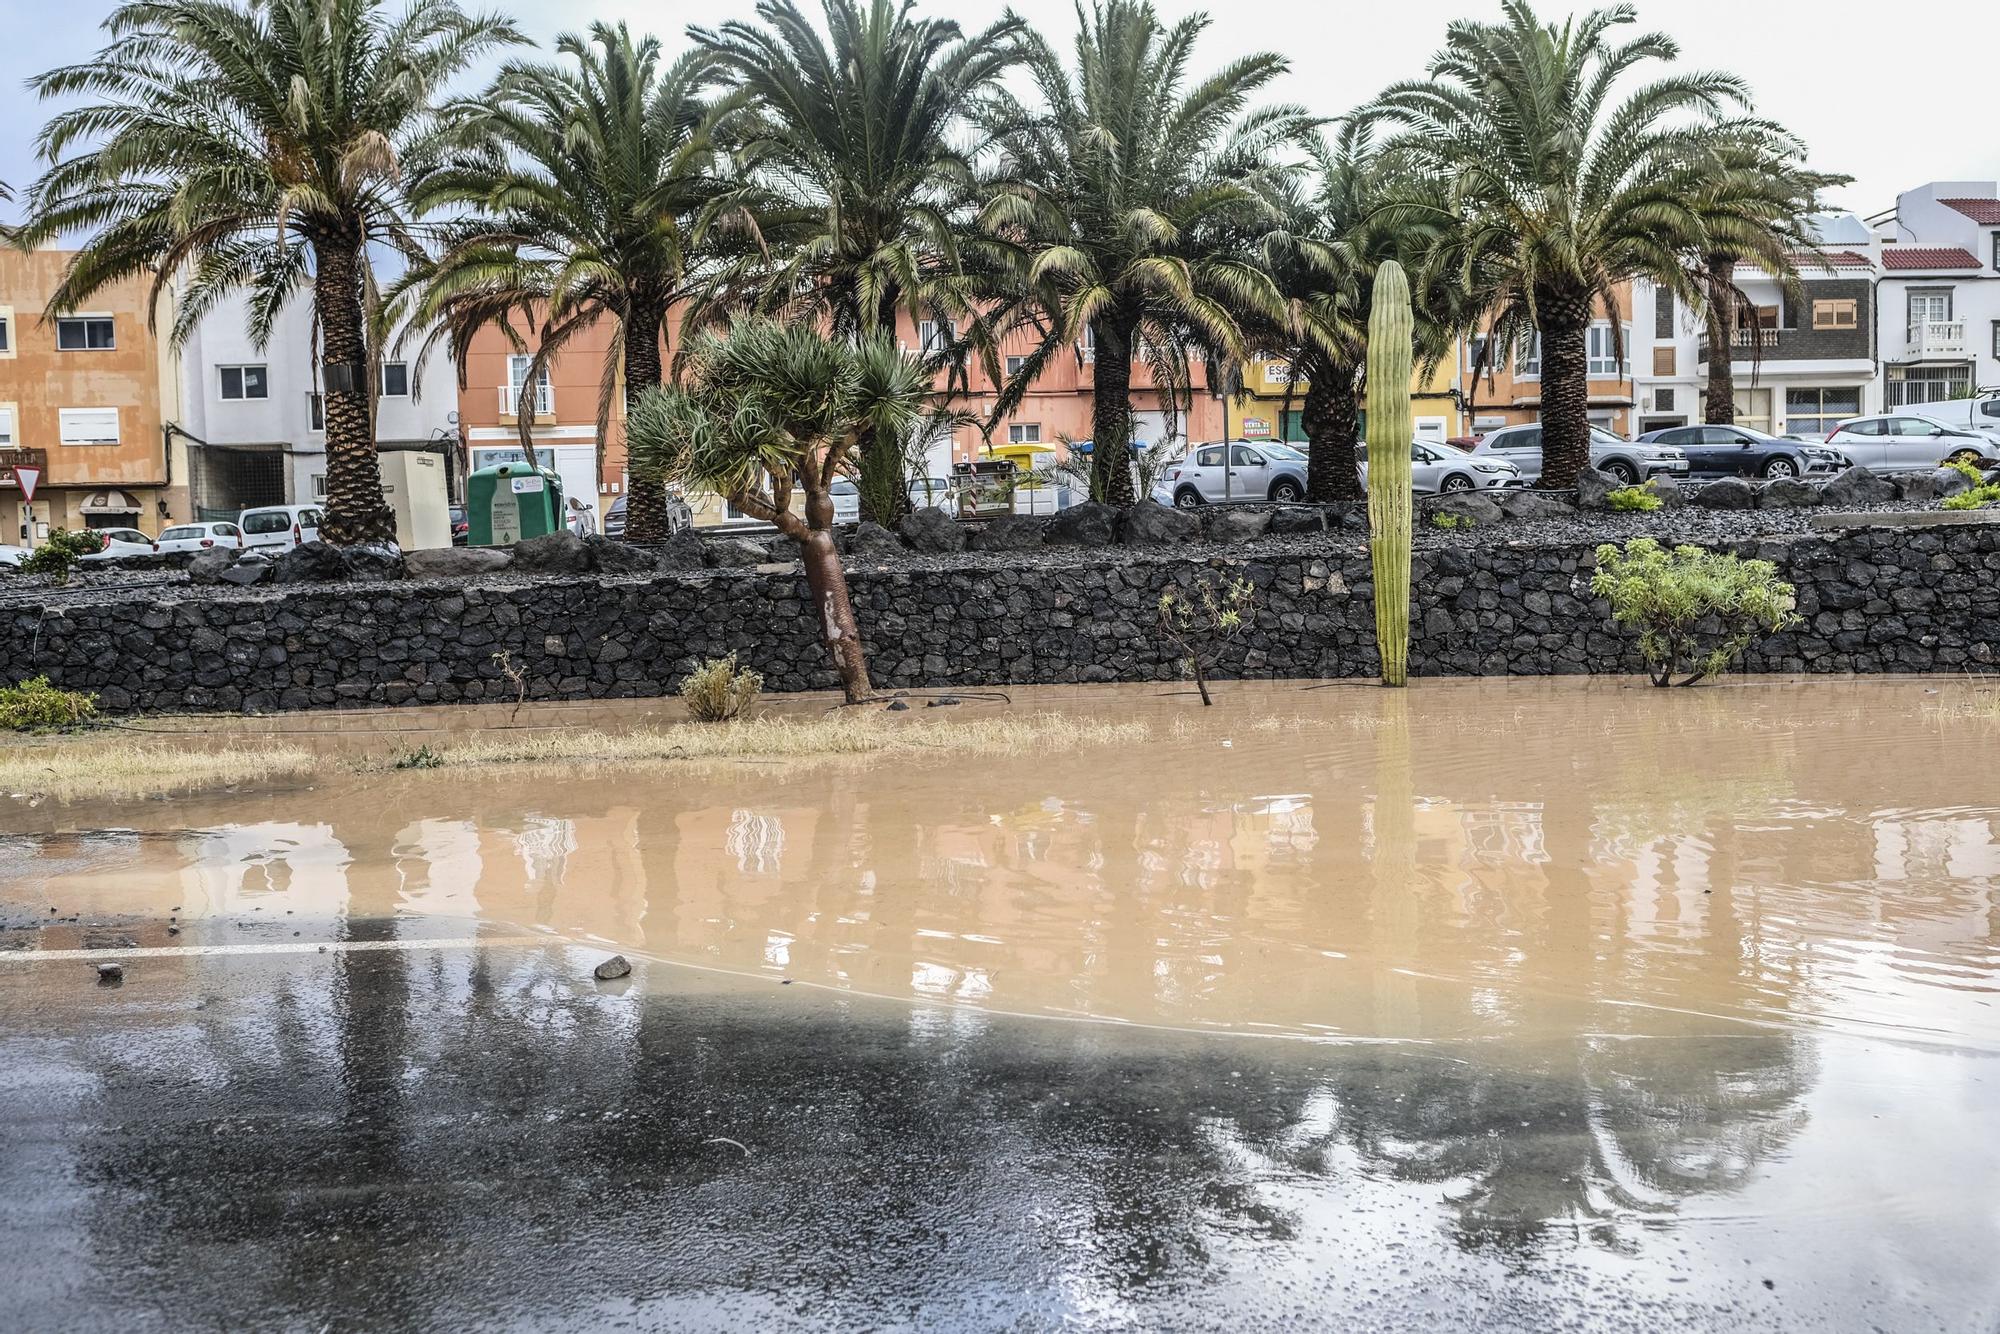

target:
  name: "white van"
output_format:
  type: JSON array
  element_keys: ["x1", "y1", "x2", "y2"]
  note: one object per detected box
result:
[
  {"x1": 238, "y1": 505, "x2": 324, "y2": 552},
  {"x1": 1891, "y1": 394, "x2": 2000, "y2": 440}
]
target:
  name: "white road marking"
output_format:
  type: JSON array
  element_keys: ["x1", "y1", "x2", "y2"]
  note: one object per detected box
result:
[{"x1": 0, "y1": 936, "x2": 545, "y2": 964}]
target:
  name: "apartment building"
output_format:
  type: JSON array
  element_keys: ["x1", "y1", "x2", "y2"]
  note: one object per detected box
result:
[
  {"x1": 0, "y1": 248, "x2": 183, "y2": 543},
  {"x1": 177, "y1": 289, "x2": 459, "y2": 520},
  {"x1": 1458, "y1": 284, "x2": 1642, "y2": 438},
  {"x1": 1874, "y1": 182, "x2": 2000, "y2": 408},
  {"x1": 1222, "y1": 356, "x2": 1463, "y2": 444},
  {"x1": 458, "y1": 318, "x2": 621, "y2": 521}
]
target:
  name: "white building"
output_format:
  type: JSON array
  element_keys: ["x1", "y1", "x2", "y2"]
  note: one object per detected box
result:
[
  {"x1": 1873, "y1": 182, "x2": 2000, "y2": 408},
  {"x1": 176, "y1": 288, "x2": 459, "y2": 520}
]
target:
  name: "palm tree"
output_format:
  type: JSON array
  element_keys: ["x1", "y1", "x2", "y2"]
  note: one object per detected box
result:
[
  {"x1": 1367, "y1": 1, "x2": 1759, "y2": 489},
  {"x1": 0, "y1": 182, "x2": 16, "y2": 245},
  {"x1": 692, "y1": 0, "x2": 1024, "y2": 525},
  {"x1": 23, "y1": 0, "x2": 521, "y2": 544},
  {"x1": 391, "y1": 23, "x2": 741, "y2": 543},
  {"x1": 1686, "y1": 135, "x2": 1849, "y2": 425},
  {"x1": 625, "y1": 319, "x2": 929, "y2": 702},
  {"x1": 981, "y1": 0, "x2": 1310, "y2": 506}
]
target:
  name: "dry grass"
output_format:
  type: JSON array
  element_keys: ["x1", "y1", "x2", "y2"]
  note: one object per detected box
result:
[
  {"x1": 425, "y1": 710, "x2": 1150, "y2": 772},
  {"x1": 0, "y1": 739, "x2": 318, "y2": 802},
  {"x1": 1923, "y1": 692, "x2": 2000, "y2": 723}
]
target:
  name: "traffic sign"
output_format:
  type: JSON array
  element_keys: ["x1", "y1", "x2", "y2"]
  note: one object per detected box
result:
[{"x1": 14, "y1": 466, "x2": 40, "y2": 503}]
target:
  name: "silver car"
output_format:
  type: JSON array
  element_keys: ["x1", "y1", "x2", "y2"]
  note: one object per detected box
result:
[
  {"x1": 1359, "y1": 440, "x2": 1525, "y2": 493},
  {"x1": 1472, "y1": 423, "x2": 1688, "y2": 485},
  {"x1": 1820, "y1": 414, "x2": 2000, "y2": 474},
  {"x1": 1155, "y1": 441, "x2": 1308, "y2": 507}
]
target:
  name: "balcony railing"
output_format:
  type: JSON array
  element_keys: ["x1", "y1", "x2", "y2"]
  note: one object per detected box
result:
[
  {"x1": 1904, "y1": 320, "x2": 1966, "y2": 361},
  {"x1": 498, "y1": 383, "x2": 554, "y2": 419}
]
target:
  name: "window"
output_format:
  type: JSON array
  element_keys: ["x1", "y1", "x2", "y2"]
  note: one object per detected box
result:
[
  {"x1": 1007, "y1": 423, "x2": 1041, "y2": 444},
  {"x1": 379, "y1": 361, "x2": 410, "y2": 397},
  {"x1": 219, "y1": 365, "x2": 269, "y2": 400},
  {"x1": 1812, "y1": 299, "x2": 1858, "y2": 331},
  {"x1": 1654, "y1": 387, "x2": 1677, "y2": 412},
  {"x1": 1587, "y1": 324, "x2": 1631, "y2": 377},
  {"x1": 0, "y1": 405, "x2": 14, "y2": 447},
  {"x1": 56, "y1": 316, "x2": 116, "y2": 350},
  {"x1": 1465, "y1": 333, "x2": 1494, "y2": 374},
  {"x1": 917, "y1": 319, "x2": 955, "y2": 353},
  {"x1": 1993, "y1": 232, "x2": 1999, "y2": 273},
  {"x1": 1196, "y1": 446, "x2": 1224, "y2": 467},
  {"x1": 504, "y1": 355, "x2": 553, "y2": 415},
  {"x1": 1839, "y1": 418, "x2": 1883, "y2": 437},
  {"x1": 59, "y1": 407, "x2": 120, "y2": 445},
  {"x1": 1992, "y1": 320, "x2": 1999, "y2": 360},
  {"x1": 312, "y1": 474, "x2": 328, "y2": 500},
  {"x1": 1004, "y1": 355, "x2": 1028, "y2": 380},
  {"x1": 1907, "y1": 289, "x2": 1953, "y2": 334},
  {"x1": 1784, "y1": 387, "x2": 1861, "y2": 438},
  {"x1": 1514, "y1": 334, "x2": 1541, "y2": 378},
  {"x1": 1887, "y1": 364, "x2": 1973, "y2": 407},
  {"x1": 307, "y1": 392, "x2": 325, "y2": 431},
  {"x1": 1230, "y1": 445, "x2": 1264, "y2": 467},
  {"x1": 0, "y1": 310, "x2": 11, "y2": 354},
  {"x1": 1492, "y1": 427, "x2": 1541, "y2": 452},
  {"x1": 1079, "y1": 325, "x2": 1096, "y2": 362},
  {"x1": 1654, "y1": 290, "x2": 1675, "y2": 339}
]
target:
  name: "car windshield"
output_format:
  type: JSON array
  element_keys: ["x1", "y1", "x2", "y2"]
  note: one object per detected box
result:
[
  {"x1": 241, "y1": 511, "x2": 295, "y2": 534},
  {"x1": 831, "y1": 480, "x2": 858, "y2": 496},
  {"x1": 1263, "y1": 444, "x2": 1305, "y2": 461},
  {"x1": 1589, "y1": 427, "x2": 1627, "y2": 444},
  {"x1": 161, "y1": 527, "x2": 199, "y2": 541}
]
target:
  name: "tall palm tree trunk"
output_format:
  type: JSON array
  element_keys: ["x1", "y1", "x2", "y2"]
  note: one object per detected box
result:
[
  {"x1": 621, "y1": 297, "x2": 672, "y2": 542},
  {"x1": 315, "y1": 230, "x2": 393, "y2": 545},
  {"x1": 1089, "y1": 317, "x2": 1136, "y2": 505},
  {"x1": 1535, "y1": 286, "x2": 1594, "y2": 490},
  {"x1": 1302, "y1": 351, "x2": 1362, "y2": 505},
  {"x1": 858, "y1": 290, "x2": 911, "y2": 527},
  {"x1": 1702, "y1": 253, "x2": 1737, "y2": 425}
]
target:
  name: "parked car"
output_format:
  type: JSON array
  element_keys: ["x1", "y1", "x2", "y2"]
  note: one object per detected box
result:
[
  {"x1": 907, "y1": 476, "x2": 961, "y2": 515},
  {"x1": 602, "y1": 491, "x2": 693, "y2": 540},
  {"x1": 448, "y1": 505, "x2": 469, "y2": 546},
  {"x1": 1358, "y1": 439, "x2": 1526, "y2": 494},
  {"x1": 1154, "y1": 442, "x2": 1308, "y2": 507},
  {"x1": 1471, "y1": 423, "x2": 1687, "y2": 485},
  {"x1": 155, "y1": 521, "x2": 246, "y2": 555},
  {"x1": 238, "y1": 505, "x2": 323, "y2": 552},
  {"x1": 0, "y1": 544, "x2": 27, "y2": 568},
  {"x1": 1634, "y1": 424, "x2": 1849, "y2": 480},
  {"x1": 1888, "y1": 393, "x2": 2000, "y2": 441},
  {"x1": 831, "y1": 477, "x2": 862, "y2": 525},
  {"x1": 77, "y1": 528, "x2": 159, "y2": 562},
  {"x1": 1821, "y1": 415, "x2": 2000, "y2": 474}
]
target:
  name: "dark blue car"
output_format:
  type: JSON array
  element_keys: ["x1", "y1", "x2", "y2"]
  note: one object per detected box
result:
[{"x1": 1634, "y1": 424, "x2": 1850, "y2": 481}]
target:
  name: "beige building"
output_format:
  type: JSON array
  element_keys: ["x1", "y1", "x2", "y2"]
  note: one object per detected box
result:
[{"x1": 0, "y1": 249, "x2": 185, "y2": 543}]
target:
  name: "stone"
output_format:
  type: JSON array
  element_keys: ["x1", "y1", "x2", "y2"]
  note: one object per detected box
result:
[
  {"x1": 1268, "y1": 504, "x2": 1334, "y2": 536},
  {"x1": 1428, "y1": 492, "x2": 1504, "y2": 526},
  {"x1": 885, "y1": 699, "x2": 910, "y2": 711},
  {"x1": 850, "y1": 522, "x2": 906, "y2": 560},
  {"x1": 1646, "y1": 474, "x2": 1689, "y2": 510},
  {"x1": 1204, "y1": 508, "x2": 1272, "y2": 543},
  {"x1": 592, "y1": 954, "x2": 632, "y2": 981},
  {"x1": 1693, "y1": 477, "x2": 1756, "y2": 511},
  {"x1": 927, "y1": 695, "x2": 961, "y2": 707},
  {"x1": 898, "y1": 506, "x2": 966, "y2": 554},
  {"x1": 273, "y1": 541, "x2": 353, "y2": 584},
  {"x1": 1573, "y1": 467, "x2": 1620, "y2": 511},
  {"x1": 1498, "y1": 490, "x2": 1576, "y2": 520},
  {"x1": 1044, "y1": 502, "x2": 1121, "y2": 547},
  {"x1": 705, "y1": 537, "x2": 771, "y2": 567},
  {"x1": 1121, "y1": 501, "x2": 1201, "y2": 546},
  {"x1": 219, "y1": 554, "x2": 274, "y2": 586},
  {"x1": 511, "y1": 530, "x2": 593, "y2": 575},
  {"x1": 650, "y1": 532, "x2": 708, "y2": 571},
  {"x1": 971, "y1": 515, "x2": 1044, "y2": 551},
  {"x1": 342, "y1": 542, "x2": 406, "y2": 582},
  {"x1": 584, "y1": 534, "x2": 658, "y2": 574},
  {"x1": 1903, "y1": 467, "x2": 1972, "y2": 501},
  {"x1": 1757, "y1": 478, "x2": 1821, "y2": 509},
  {"x1": 406, "y1": 546, "x2": 512, "y2": 579},
  {"x1": 96, "y1": 962, "x2": 123, "y2": 984},
  {"x1": 186, "y1": 549, "x2": 240, "y2": 585},
  {"x1": 1822, "y1": 466, "x2": 1896, "y2": 508}
]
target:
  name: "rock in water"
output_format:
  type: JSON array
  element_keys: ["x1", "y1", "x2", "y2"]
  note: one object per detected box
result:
[
  {"x1": 593, "y1": 955, "x2": 632, "y2": 981},
  {"x1": 96, "y1": 962, "x2": 124, "y2": 984}
]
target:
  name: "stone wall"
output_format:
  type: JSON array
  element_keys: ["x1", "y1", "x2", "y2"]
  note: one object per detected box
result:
[{"x1": 4, "y1": 526, "x2": 1997, "y2": 714}]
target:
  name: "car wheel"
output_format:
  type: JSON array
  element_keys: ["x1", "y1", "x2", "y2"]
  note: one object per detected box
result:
[
  {"x1": 1947, "y1": 449, "x2": 1983, "y2": 468},
  {"x1": 1762, "y1": 457, "x2": 1799, "y2": 480},
  {"x1": 1603, "y1": 460, "x2": 1639, "y2": 485},
  {"x1": 1269, "y1": 478, "x2": 1303, "y2": 503},
  {"x1": 1174, "y1": 487, "x2": 1205, "y2": 509},
  {"x1": 1440, "y1": 473, "x2": 1475, "y2": 494}
]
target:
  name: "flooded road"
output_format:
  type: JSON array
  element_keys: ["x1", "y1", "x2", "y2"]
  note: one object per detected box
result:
[{"x1": 3, "y1": 679, "x2": 1998, "y2": 1330}]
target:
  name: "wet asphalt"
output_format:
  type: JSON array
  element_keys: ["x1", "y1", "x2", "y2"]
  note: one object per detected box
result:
[{"x1": 1, "y1": 917, "x2": 1993, "y2": 1333}]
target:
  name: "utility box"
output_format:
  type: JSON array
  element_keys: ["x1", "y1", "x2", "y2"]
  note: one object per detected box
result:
[
  {"x1": 378, "y1": 450, "x2": 452, "y2": 551},
  {"x1": 467, "y1": 461, "x2": 565, "y2": 546}
]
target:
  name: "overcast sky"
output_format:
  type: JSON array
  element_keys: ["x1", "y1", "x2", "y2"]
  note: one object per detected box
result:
[{"x1": 3, "y1": 0, "x2": 1998, "y2": 232}]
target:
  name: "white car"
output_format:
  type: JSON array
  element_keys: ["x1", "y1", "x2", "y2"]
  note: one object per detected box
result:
[
  {"x1": 0, "y1": 544, "x2": 27, "y2": 568},
  {"x1": 1820, "y1": 414, "x2": 2000, "y2": 474},
  {"x1": 77, "y1": 528, "x2": 160, "y2": 562},
  {"x1": 1472, "y1": 423, "x2": 1688, "y2": 485},
  {"x1": 156, "y1": 521, "x2": 246, "y2": 555},
  {"x1": 238, "y1": 505, "x2": 324, "y2": 552},
  {"x1": 1359, "y1": 440, "x2": 1525, "y2": 493},
  {"x1": 1155, "y1": 441, "x2": 1309, "y2": 507},
  {"x1": 831, "y1": 478, "x2": 861, "y2": 525}
]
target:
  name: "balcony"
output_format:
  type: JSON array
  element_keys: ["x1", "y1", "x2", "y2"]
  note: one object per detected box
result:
[
  {"x1": 497, "y1": 383, "x2": 554, "y2": 421},
  {"x1": 1901, "y1": 320, "x2": 1967, "y2": 363}
]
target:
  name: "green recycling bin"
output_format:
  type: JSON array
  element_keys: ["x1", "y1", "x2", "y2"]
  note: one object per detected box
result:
[{"x1": 467, "y1": 462, "x2": 566, "y2": 546}]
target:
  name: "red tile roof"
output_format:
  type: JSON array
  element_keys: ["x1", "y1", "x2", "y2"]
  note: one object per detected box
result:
[
  {"x1": 1941, "y1": 197, "x2": 2000, "y2": 225},
  {"x1": 1795, "y1": 250, "x2": 1873, "y2": 269},
  {"x1": 1880, "y1": 246, "x2": 1983, "y2": 270}
]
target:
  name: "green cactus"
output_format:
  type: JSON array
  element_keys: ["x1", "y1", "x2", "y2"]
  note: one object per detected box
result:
[{"x1": 1366, "y1": 261, "x2": 1414, "y2": 687}]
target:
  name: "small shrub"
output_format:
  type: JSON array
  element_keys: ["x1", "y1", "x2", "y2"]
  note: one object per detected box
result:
[
  {"x1": 1431, "y1": 512, "x2": 1472, "y2": 530},
  {"x1": 1942, "y1": 481, "x2": 2000, "y2": 512},
  {"x1": 1158, "y1": 574, "x2": 1256, "y2": 706},
  {"x1": 1947, "y1": 457, "x2": 1986, "y2": 485},
  {"x1": 680, "y1": 653, "x2": 763, "y2": 722},
  {"x1": 1605, "y1": 481, "x2": 1663, "y2": 513},
  {"x1": 394, "y1": 744, "x2": 445, "y2": 770},
  {"x1": 0, "y1": 677, "x2": 99, "y2": 732},
  {"x1": 1590, "y1": 539, "x2": 1798, "y2": 687},
  {"x1": 18, "y1": 529, "x2": 107, "y2": 585}
]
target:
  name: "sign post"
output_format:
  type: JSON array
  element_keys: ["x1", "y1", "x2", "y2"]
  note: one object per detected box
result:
[{"x1": 12, "y1": 466, "x2": 40, "y2": 550}]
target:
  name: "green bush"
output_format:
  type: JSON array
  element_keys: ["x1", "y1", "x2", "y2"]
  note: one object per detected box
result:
[
  {"x1": 680, "y1": 653, "x2": 763, "y2": 722},
  {"x1": 394, "y1": 744, "x2": 445, "y2": 770},
  {"x1": 1947, "y1": 457, "x2": 1986, "y2": 485},
  {"x1": 1590, "y1": 538, "x2": 1798, "y2": 687},
  {"x1": 1606, "y1": 481, "x2": 1663, "y2": 512},
  {"x1": 0, "y1": 677, "x2": 100, "y2": 732},
  {"x1": 1942, "y1": 481, "x2": 2000, "y2": 511},
  {"x1": 1430, "y1": 512, "x2": 1473, "y2": 530},
  {"x1": 18, "y1": 529, "x2": 107, "y2": 585}
]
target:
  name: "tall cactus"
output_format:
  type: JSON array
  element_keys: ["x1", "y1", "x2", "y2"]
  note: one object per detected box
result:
[{"x1": 1366, "y1": 262, "x2": 1414, "y2": 687}]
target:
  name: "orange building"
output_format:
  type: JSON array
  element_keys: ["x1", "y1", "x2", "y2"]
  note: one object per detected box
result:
[
  {"x1": 1458, "y1": 284, "x2": 1640, "y2": 438},
  {"x1": 0, "y1": 248, "x2": 184, "y2": 542}
]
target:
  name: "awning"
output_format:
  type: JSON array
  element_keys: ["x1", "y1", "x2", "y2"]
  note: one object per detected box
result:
[{"x1": 79, "y1": 489, "x2": 142, "y2": 514}]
